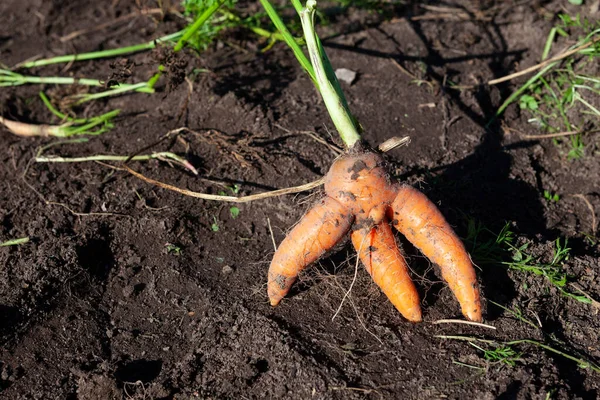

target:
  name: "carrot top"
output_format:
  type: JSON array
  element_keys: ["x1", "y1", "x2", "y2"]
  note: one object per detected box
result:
[{"x1": 261, "y1": 0, "x2": 362, "y2": 148}]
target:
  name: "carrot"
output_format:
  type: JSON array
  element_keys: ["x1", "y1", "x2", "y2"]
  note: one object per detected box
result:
[
  {"x1": 268, "y1": 196, "x2": 353, "y2": 306},
  {"x1": 389, "y1": 185, "x2": 482, "y2": 322},
  {"x1": 265, "y1": 2, "x2": 482, "y2": 322},
  {"x1": 269, "y1": 150, "x2": 483, "y2": 322},
  {"x1": 351, "y1": 221, "x2": 422, "y2": 322}
]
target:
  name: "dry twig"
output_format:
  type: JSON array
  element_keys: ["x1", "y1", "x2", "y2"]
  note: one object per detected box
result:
[
  {"x1": 433, "y1": 319, "x2": 496, "y2": 330},
  {"x1": 124, "y1": 131, "x2": 411, "y2": 204},
  {"x1": 125, "y1": 165, "x2": 325, "y2": 203},
  {"x1": 488, "y1": 37, "x2": 600, "y2": 86}
]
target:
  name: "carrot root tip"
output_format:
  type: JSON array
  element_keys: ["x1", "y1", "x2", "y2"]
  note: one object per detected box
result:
[
  {"x1": 269, "y1": 298, "x2": 281, "y2": 307},
  {"x1": 405, "y1": 312, "x2": 423, "y2": 323},
  {"x1": 464, "y1": 309, "x2": 483, "y2": 322}
]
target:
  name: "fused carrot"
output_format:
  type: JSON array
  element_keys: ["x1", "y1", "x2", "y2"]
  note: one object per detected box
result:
[
  {"x1": 269, "y1": 150, "x2": 483, "y2": 322},
  {"x1": 351, "y1": 220, "x2": 422, "y2": 322},
  {"x1": 268, "y1": 196, "x2": 353, "y2": 306},
  {"x1": 265, "y1": 1, "x2": 482, "y2": 322},
  {"x1": 389, "y1": 185, "x2": 482, "y2": 322}
]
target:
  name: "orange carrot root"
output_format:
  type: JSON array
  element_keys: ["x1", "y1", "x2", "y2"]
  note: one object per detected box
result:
[
  {"x1": 351, "y1": 220, "x2": 422, "y2": 322},
  {"x1": 389, "y1": 185, "x2": 482, "y2": 322},
  {"x1": 269, "y1": 148, "x2": 483, "y2": 322},
  {"x1": 268, "y1": 196, "x2": 353, "y2": 306}
]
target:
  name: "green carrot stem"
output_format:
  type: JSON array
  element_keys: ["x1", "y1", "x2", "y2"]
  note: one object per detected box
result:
[
  {"x1": 249, "y1": 26, "x2": 301, "y2": 44},
  {"x1": 290, "y1": 0, "x2": 304, "y2": 14},
  {"x1": 299, "y1": 1, "x2": 360, "y2": 148},
  {"x1": 0, "y1": 71, "x2": 152, "y2": 96},
  {"x1": 17, "y1": 31, "x2": 183, "y2": 69},
  {"x1": 495, "y1": 63, "x2": 555, "y2": 118},
  {"x1": 73, "y1": 82, "x2": 153, "y2": 104},
  {"x1": 0, "y1": 74, "x2": 104, "y2": 87},
  {"x1": 147, "y1": 65, "x2": 166, "y2": 89},
  {"x1": 39, "y1": 91, "x2": 74, "y2": 122},
  {"x1": 63, "y1": 110, "x2": 120, "y2": 135}
]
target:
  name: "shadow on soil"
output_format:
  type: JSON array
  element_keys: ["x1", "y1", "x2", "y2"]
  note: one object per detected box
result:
[
  {"x1": 319, "y1": 8, "x2": 600, "y2": 387},
  {"x1": 211, "y1": 52, "x2": 295, "y2": 118},
  {"x1": 115, "y1": 359, "x2": 163, "y2": 384}
]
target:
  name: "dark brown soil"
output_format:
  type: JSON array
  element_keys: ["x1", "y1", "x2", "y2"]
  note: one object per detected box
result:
[{"x1": 1, "y1": 1, "x2": 599, "y2": 399}]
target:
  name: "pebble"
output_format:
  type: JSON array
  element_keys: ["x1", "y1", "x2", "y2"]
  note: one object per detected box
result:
[{"x1": 335, "y1": 68, "x2": 357, "y2": 84}]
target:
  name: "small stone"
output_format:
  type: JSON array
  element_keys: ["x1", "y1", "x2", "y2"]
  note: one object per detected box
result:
[
  {"x1": 222, "y1": 265, "x2": 234, "y2": 275},
  {"x1": 335, "y1": 68, "x2": 357, "y2": 84},
  {"x1": 122, "y1": 285, "x2": 135, "y2": 298}
]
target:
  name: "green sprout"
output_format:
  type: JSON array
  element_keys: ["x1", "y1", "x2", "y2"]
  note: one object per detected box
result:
[
  {"x1": 543, "y1": 190, "x2": 560, "y2": 203},
  {"x1": 438, "y1": 335, "x2": 600, "y2": 373},
  {"x1": 0, "y1": 69, "x2": 153, "y2": 104},
  {"x1": 165, "y1": 243, "x2": 183, "y2": 256},
  {"x1": 211, "y1": 216, "x2": 220, "y2": 232},
  {"x1": 465, "y1": 221, "x2": 593, "y2": 305},
  {"x1": 15, "y1": 31, "x2": 183, "y2": 69},
  {"x1": 469, "y1": 343, "x2": 522, "y2": 368},
  {"x1": 229, "y1": 206, "x2": 240, "y2": 218}
]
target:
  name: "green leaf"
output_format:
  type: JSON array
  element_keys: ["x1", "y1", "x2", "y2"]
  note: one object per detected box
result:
[
  {"x1": 227, "y1": 184, "x2": 240, "y2": 194},
  {"x1": 543, "y1": 190, "x2": 560, "y2": 203},
  {"x1": 568, "y1": 0, "x2": 583, "y2": 5},
  {"x1": 519, "y1": 95, "x2": 539, "y2": 110},
  {"x1": 563, "y1": 86, "x2": 575, "y2": 104},
  {"x1": 559, "y1": 14, "x2": 573, "y2": 26},
  {"x1": 542, "y1": 27, "x2": 557, "y2": 60},
  {"x1": 211, "y1": 216, "x2": 220, "y2": 232},
  {"x1": 165, "y1": 243, "x2": 182, "y2": 256},
  {"x1": 229, "y1": 206, "x2": 240, "y2": 219}
]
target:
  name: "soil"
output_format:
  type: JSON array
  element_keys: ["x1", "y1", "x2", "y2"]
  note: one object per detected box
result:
[{"x1": 1, "y1": 1, "x2": 599, "y2": 399}]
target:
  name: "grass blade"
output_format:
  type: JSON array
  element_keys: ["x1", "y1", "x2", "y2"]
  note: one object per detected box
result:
[{"x1": 174, "y1": 0, "x2": 225, "y2": 52}]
